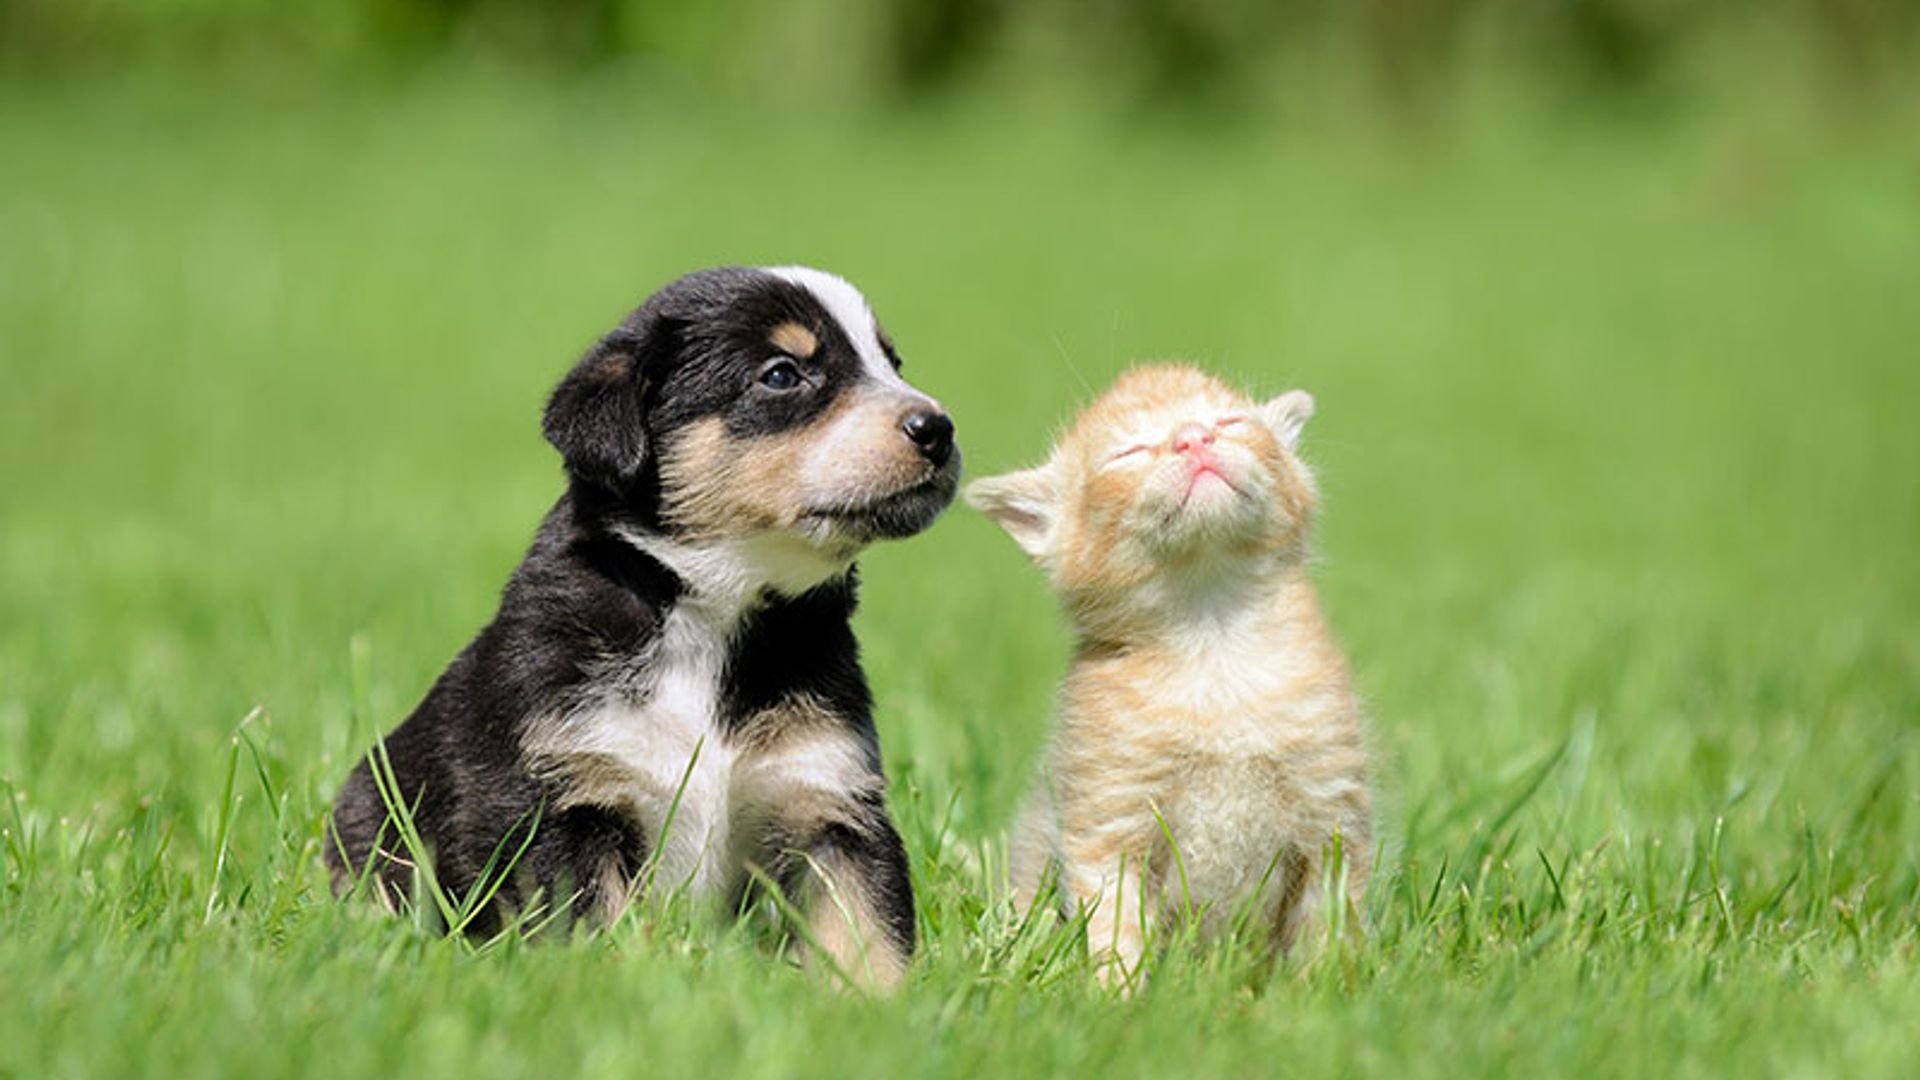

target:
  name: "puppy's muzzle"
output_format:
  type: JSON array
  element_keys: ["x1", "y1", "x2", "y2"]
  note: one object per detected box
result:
[{"x1": 800, "y1": 396, "x2": 961, "y2": 543}]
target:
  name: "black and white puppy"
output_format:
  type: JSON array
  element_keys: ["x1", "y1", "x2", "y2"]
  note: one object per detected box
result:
[{"x1": 327, "y1": 266, "x2": 958, "y2": 986}]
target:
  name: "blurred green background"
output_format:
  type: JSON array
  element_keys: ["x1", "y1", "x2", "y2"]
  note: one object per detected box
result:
[
  {"x1": 3, "y1": 4, "x2": 1919, "y2": 1079},
  {"x1": 6, "y1": 0, "x2": 1920, "y2": 108}
]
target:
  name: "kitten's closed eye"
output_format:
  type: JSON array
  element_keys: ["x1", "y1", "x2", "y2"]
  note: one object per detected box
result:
[{"x1": 972, "y1": 366, "x2": 1320, "y2": 575}]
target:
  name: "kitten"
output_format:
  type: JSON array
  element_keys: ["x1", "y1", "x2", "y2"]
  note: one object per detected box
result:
[{"x1": 967, "y1": 364, "x2": 1372, "y2": 985}]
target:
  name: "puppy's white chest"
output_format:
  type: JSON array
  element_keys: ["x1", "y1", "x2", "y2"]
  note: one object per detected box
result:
[
  {"x1": 522, "y1": 603, "x2": 743, "y2": 896},
  {"x1": 525, "y1": 597, "x2": 878, "y2": 902},
  {"x1": 624, "y1": 638, "x2": 738, "y2": 895}
]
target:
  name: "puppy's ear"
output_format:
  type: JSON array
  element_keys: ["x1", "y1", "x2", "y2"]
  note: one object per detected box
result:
[
  {"x1": 1259, "y1": 389, "x2": 1315, "y2": 451},
  {"x1": 965, "y1": 462, "x2": 1062, "y2": 561},
  {"x1": 543, "y1": 328, "x2": 654, "y2": 491}
]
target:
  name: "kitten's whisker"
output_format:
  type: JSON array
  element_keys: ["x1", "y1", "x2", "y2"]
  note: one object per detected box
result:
[{"x1": 1048, "y1": 335, "x2": 1095, "y2": 397}]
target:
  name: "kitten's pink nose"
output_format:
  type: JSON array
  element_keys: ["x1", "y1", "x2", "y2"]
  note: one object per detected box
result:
[{"x1": 1172, "y1": 423, "x2": 1216, "y2": 456}]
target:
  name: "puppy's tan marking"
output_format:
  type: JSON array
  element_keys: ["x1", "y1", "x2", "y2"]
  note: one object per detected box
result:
[
  {"x1": 580, "y1": 348, "x2": 634, "y2": 385},
  {"x1": 799, "y1": 847, "x2": 909, "y2": 990},
  {"x1": 591, "y1": 851, "x2": 636, "y2": 924},
  {"x1": 656, "y1": 416, "x2": 812, "y2": 537},
  {"x1": 732, "y1": 691, "x2": 843, "y2": 749},
  {"x1": 732, "y1": 694, "x2": 884, "y2": 840},
  {"x1": 729, "y1": 695, "x2": 902, "y2": 988},
  {"x1": 769, "y1": 321, "x2": 818, "y2": 359}
]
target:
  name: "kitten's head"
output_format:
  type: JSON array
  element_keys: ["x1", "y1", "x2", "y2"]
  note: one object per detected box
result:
[{"x1": 966, "y1": 365, "x2": 1318, "y2": 594}]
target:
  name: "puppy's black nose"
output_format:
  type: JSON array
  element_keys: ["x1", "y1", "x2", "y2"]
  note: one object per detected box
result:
[{"x1": 902, "y1": 409, "x2": 954, "y2": 466}]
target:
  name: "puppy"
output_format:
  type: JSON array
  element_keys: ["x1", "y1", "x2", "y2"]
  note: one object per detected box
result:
[{"x1": 327, "y1": 267, "x2": 959, "y2": 987}]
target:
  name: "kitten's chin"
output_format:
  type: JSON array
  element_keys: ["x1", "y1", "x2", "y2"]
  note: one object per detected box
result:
[
  {"x1": 1141, "y1": 485, "x2": 1270, "y2": 555},
  {"x1": 1179, "y1": 470, "x2": 1242, "y2": 512}
]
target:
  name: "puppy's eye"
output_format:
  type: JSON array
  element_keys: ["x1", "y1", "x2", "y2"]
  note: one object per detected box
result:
[{"x1": 758, "y1": 359, "x2": 803, "y2": 392}]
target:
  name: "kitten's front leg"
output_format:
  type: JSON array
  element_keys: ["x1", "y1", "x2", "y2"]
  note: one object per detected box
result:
[
  {"x1": 1061, "y1": 820, "x2": 1157, "y2": 990},
  {"x1": 1087, "y1": 861, "x2": 1151, "y2": 990},
  {"x1": 1276, "y1": 836, "x2": 1372, "y2": 955},
  {"x1": 1008, "y1": 785, "x2": 1062, "y2": 916},
  {"x1": 791, "y1": 810, "x2": 918, "y2": 991}
]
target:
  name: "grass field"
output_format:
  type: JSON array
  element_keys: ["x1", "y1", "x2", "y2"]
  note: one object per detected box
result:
[{"x1": 3, "y1": 73, "x2": 1918, "y2": 1078}]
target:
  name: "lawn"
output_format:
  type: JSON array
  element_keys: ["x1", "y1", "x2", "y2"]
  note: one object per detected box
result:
[{"x1": 2, "y1": 72, "x2": 1917, "y2": 1078}]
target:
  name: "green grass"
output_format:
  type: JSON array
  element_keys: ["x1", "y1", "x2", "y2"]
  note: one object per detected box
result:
[{"x1": 3, "y1": 73, "x2": 1919, "y2": 1078}]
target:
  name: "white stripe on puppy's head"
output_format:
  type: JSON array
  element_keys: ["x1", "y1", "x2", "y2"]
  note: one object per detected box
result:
[{"x1": 762, "y1": 266, "x2": 912, "y2": 392}]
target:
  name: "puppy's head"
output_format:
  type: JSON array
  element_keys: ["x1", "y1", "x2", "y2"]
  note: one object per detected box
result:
[{"x1": 544, "y1": 267, "x2": 960, "y2": 587}]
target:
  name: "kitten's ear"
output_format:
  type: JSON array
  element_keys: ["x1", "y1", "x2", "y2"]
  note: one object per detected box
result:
[
  {"x1": 965, "y1": 464, "x2": 1061, "y2": 560},
  {"x1": 1259, "y1": 389, "x2": 1315, "y2": 451}
]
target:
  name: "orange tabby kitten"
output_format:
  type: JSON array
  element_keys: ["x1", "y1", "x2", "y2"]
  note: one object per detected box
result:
[{"x1": 968, "y1": 364, "x2": 1372, "y2": 985}]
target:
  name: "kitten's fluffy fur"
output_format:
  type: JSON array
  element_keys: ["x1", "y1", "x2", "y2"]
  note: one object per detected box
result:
[{"x1": 968, "y1": 365, "x2": 1372, "y2": 984}]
